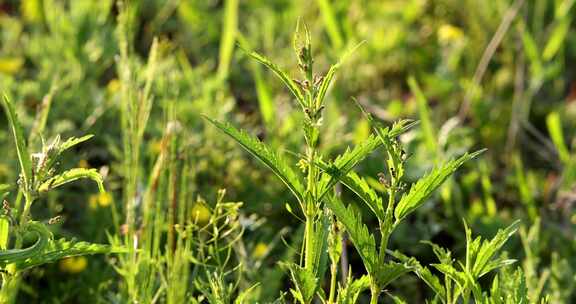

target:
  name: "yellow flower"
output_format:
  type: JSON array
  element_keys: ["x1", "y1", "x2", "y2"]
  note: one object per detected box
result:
[
  {"x1": 0, "y1": 57, "x2": 24, "y2": 75},
  {"x1": 59, "y1": 257, "x2": 87, "y2": 274},
  {"x1": 438, "y1": 24, "x2": 464, "y2": 44},
  {"x1": 21, "y1": 0, "x2": 43, "y2": 23},
  {"x1": 89, "y1": 192, "x2": 112, "y2": 209},
  {"x1": 191, "y1": 203, "x2": 211, "y2": 226},
  {"x1": 107, "y1": 79, "x2": 121, "y2": 95},
  {"x1": 252, "y1": 242, "x2": 268, "y2": 259}
]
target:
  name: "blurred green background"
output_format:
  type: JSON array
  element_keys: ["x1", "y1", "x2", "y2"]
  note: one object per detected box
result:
[{"x1": 0, "y1": 0, "x2": 575, "y2": 302}]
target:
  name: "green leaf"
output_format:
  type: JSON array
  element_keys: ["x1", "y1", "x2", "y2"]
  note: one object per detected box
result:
[
  {"x1": 313, "y1": 42, "x2": 362, "y2": 108},
  {"x1": 38, "y1": 168, "x2": 105, "y2": 193},
  {"x1": 337, "y1": 171, "x2": 384, "y2": 220},
  {"x1": 388, "y1": 250, "x2": 445, "y2": 299},
  {"x1": 0, "y1": 222, "x2": 51, "y2": 267},
  {"x1": 471, "y1": 220, "x2": 520, "y2": 277},
  {"x1": 0, "y1": 216, "x2": 9, "y2": 250},
  {"x1": 317, "y1": 134, "x2": 383, "y2": 200},
  {"x1": 394, "y1": 150, "x2": 484, "y2": 222},
  {"x1": 241, "y1": 47, "x2": 306, "y2": 109},
  {"x1": 203, "y1": 117, "x2": 305, "y2": 203},
  {"x1": 1, "y1": 95, "x2": 33, "y2": 190},
  {"x1": 433, "y1": 263, "x2": 467, "y2": 289},
  {"x1": 59, "y1": 134, "x2": 94, "y2": 153},
  {"x1": 325, "y1": 196, "x2": 378, "y2": 275},
  {"x1": 285, "y1": 264, "x2": 318, "y2": 304},
  {"x1": 15, "y1": 237, "x2": 125, "y2": 271},
  {"x1": 421, "y1": 241, "x2": 452, "y2": 265},
  {"x1": 374, "y1": 261, "x2": 412, "y2": 288},
  {"x1": 305, "y1": 211, "x2": 329, "y2": 281},
  {"x1": 337, "y1": 274, "x2": 370, "y2": 304}
]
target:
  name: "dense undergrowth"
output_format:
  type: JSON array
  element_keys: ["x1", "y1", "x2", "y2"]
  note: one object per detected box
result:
[{"x1": 0, "y1": 0, "x2": 575, "y2": 303}]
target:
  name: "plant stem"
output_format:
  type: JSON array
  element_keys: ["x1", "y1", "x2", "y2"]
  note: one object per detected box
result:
[
  {"x1": 370, "y1": 284, "x2": 380, "y2": 304},
  {"x1": 304, "y1": 145, "x2": 317, "y2": 270},
  {"x1": 328, "y1": 261, "x2": 337, "y2": 303}
]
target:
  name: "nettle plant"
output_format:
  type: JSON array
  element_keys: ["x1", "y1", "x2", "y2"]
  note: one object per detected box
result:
[
  {"x1": 389, "y1": 220, "x2": 543, "y2": 304},
  {"x1": 206, "y1": 29, "x2": 515, "y2": 303},
  {"x1": 0, "y1": 97, "x2": 120, "y2": 302}
]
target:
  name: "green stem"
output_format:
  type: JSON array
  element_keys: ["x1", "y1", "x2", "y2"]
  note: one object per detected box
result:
[
  {"x1": 328, "y1": 262, "x2": 337, "y2": 304},
  {"x1": 304, "y1": 145, "x2": 317, "y2": 269},
  {"x1": 370, "y1": 284, "x2": 380, "y2": 304}
]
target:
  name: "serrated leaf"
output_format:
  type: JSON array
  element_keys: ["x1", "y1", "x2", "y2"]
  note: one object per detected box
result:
[
  {"x1": 325, "y1": 196, "x2": 378, "y2": 275},
  {"x1": 59, "y1": 134, "x2": 94, "y2": 152},
  {"x1": 0, "y1": 222, "x2": 51, "y2": 266},
  {"x1": 15, "y1": 237, "x2": 126, "y2": 271},
  {"x1": 313, "y1": 42, "x2": 362, "y2": 108},
  {"x1": 38, "y1": 168, "x2": 105, "y2": 193},
  {"x1": 317, "y1": 134, "x2": 382, "y2": 200},
  {"x1": 471, "y1": 220, "x2": 520, "y2": 278},
  {"x1": 286, "y1": 264, "x2": 318, "y2": 304},
  {"x1": 421, "y1": 241, "x2": 452, "y2": 265},
  {"x1": 387, "y1": 250, "x2": 445, "y2": 298},
  {"x1": 375, "y1": 261, "x2": 412, "y2": 288},
  {"x1": 337, "y1": 171, "x2": 384, "y2": 220},
  {"x1": 305, "y1": 212, "x2": 329, "y2": 281},
  {"x1": 241, "y1": 47, "x2": 306, "y2": 109},
  {"x1": 204, "y1": 117, "x2": 304, "y2": 203},
  {"x1": 394, "y1": 150, "x2": 484, "y2": 222},
  {"x1": 433, "y1": 263, "x2": 467, "y2": 289},
  {"x1": 337, "y1": 275, "x2": 370, "y2": 304},
  {"x1": 1, "y1": 95, "x2": 32, "y2": 190}
]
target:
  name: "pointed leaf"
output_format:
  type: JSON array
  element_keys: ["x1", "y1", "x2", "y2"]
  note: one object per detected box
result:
[
  {"x1": 337, "y1": 171, "x2": 384, "y2": 220},
  {"x1": 286, "y1": 264, "x2": 318, "y2": 304},
  {"x1": 472, "y1": 220, "x2": 520, "y2": 277},
  {"x1": 394, "y1": 150, "x2": 484, "y2": 222},
  {"x1": 388, "y1": 250, "x2": 445, "y2": 298},
  {"x1": 15, "y1": 237, "x2": 126, "y2": 271},
  {"x1": 203, "y1": 117, "x2": 304, "y2": 203},
  {"x1": 0, "y1": 222, "x2": 51, "y2": 266},
  {"x1": 313, "y1": 42, "x2": 363, "y2": 107},
  {"x1": 59, "y1": 134, "x2": 94, "y2": 153},
  {"x1": 325, "y1": 196, "x2": 378, "y2": 275},
  {"x1": 38, "y1": 168, "x2": 105, "y2": 193},
  {"x1": 241, "y1": 48, "x2": 305, "y2": 109},
  {"x1": 1, "y1": 95, "x2": 32, "y2": 190},
  {"x1": 432, "y1": 263, "x2": 467, "y2": 289},
  {"x1": 375, "y1": 261, "x2": 412, "y2": 288},
  {"x1": 317, "y1": 134, "x2": 382, "y2": 200}
]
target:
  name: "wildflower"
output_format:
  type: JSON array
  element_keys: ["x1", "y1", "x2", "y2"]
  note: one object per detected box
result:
[
  {"x1": 59, "y1": 257, "x2": 87, "y2": 274},
  {"x1": 0, "y1": 57, "x2": 24, "y2": 75},
  {"x1": 107, "y1": 79, "x2": 121, "y2": 95},
  {"x1": 89, "y1": 192, "x2": 113, "y2": 209},
  {"x1": 252, "y1": 242, "x2": 268, "y2": 259},
  {"x1": 438, "y1": 24, "x2": 464, "y2": 44}
]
